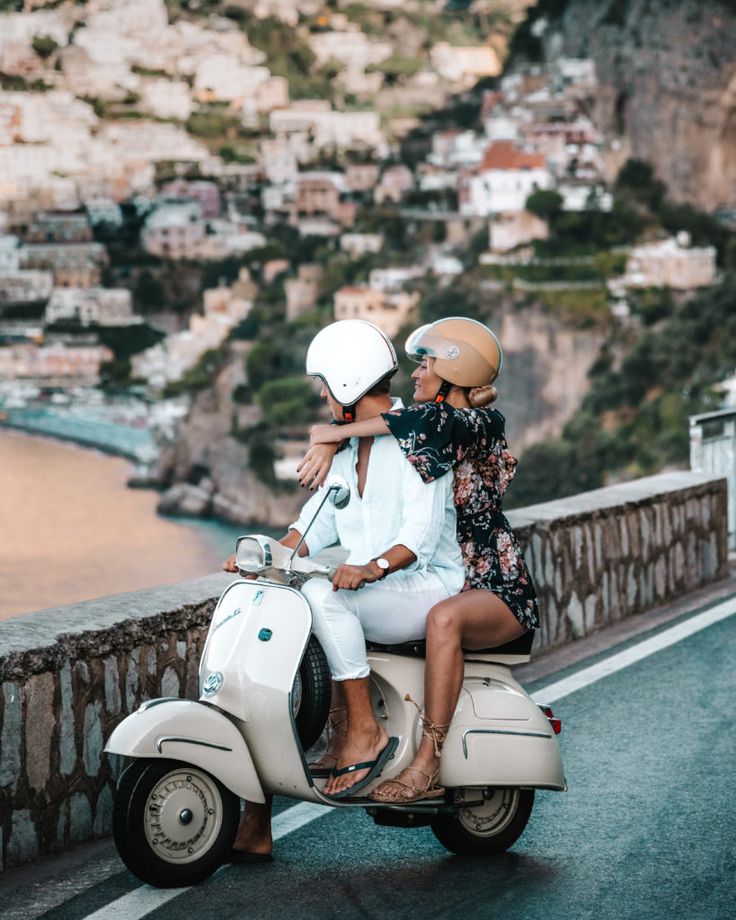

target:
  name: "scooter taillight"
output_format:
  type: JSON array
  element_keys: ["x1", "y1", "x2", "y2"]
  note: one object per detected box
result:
[{"x1": 540, "y1": 704, "x2": 562, "y2": 734}]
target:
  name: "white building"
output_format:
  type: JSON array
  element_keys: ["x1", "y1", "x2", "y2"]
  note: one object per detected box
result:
[
  {"x1": 340, "y1": 233, "x2": 384, "y2": 259},
  {"x1": 369, "y1": 266, "x2": 423, "y2": 292},
  {"x1": 195, "y1": 56, "x2": 271, "y2": 103},
  {"x1": 429, "y1": 130, "x2": 487, "y2": 169},
  {"x1": 132, "y1": 276, "x2": 252, "y2": 389},
  {"x1": 0, "y1": 270, "x2": 53, "y2": 306},
  {"x1": 142, "y1": 201, "x2": 205, "y2": 259},
  {"x1": 623, "y1": 235, "x2": 717, "y2": 290},
  {"x1": 260, "y1": 138, "x2": 299, "y2": 186},
  {"x1": 0, "y1": 342, "x2": 113, "y2": 384},
  {"x1": 84, "y1": 199, "x2": 123, "y2": 228},
  {"x1": 430, "y1": 43, "x2": 501, "y2": 87},
  {"x1": 45, "y1": 287, "x2": 135, "y2": 327},
  {"x1": 334, "y1": 285, "x2": 419, "y2": 339},
  {"x1": 140, "y1": 78, "x2": 193, "y2": 121},
  {"x1": 487, "y1": 210, "x2": 549, "y2": 254},
  {"x1": 0, "y1": 235, "x2": 20, "y2": 272},
  {"x1": 459, "y1": 141, "x2": 552, "y2": 217},
  {"x1": 309, "y1": 29, "x2": 392, "y2": 72}
]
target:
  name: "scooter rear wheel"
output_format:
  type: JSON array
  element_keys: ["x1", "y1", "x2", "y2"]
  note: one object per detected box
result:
[
  {"x1": 113, "y1": 758, "x2": 239, "y2": 887},
  {"x1": 431, "y1": 787, "x2": 534, "y2": 855}
]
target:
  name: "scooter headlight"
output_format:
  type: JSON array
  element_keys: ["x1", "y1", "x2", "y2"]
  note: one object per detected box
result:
[{"x1": 235, "y1": 535, "x2": 272, "y2": 574}]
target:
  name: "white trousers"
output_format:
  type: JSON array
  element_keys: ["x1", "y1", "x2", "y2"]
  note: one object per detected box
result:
[{"x1": 302, "y1": 574, "x2": 451, "y2": 681}]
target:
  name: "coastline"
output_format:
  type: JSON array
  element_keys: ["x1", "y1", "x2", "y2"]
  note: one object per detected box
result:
[{"x1": 0, "y1": 428, "x2": 228, "y2": 619}]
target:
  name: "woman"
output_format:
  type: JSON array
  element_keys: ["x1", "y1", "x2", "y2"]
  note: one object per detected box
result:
[{"x1": 298, "y1": 317, "x2": 539, "y2": 804}]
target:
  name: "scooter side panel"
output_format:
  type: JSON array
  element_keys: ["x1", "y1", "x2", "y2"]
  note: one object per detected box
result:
[
  {"x1": 202, "y1": 579, "x2": 327, "y2": 798},
  {"x1": 200, "y1": 580, "x2": 312, "y2": 723},
  {"x1": 439, "y1": 683, "x2": 565, "y2": 790},
  {"x1": 104, "y1": 700, "x2": 265, "y2": 803}
]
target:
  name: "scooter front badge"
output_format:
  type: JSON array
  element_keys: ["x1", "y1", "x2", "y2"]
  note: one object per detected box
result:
[{"x1": 202, "y1": 671, "x2": 224, "y2": 695}]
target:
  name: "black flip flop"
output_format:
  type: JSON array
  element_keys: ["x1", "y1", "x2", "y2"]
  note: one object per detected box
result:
[
  {"x1": 326, "y1": 736, "x2": 399, "y2": 800},
  {"x1": 309, "y1": 760, "x2": 336, "y2": 778},
  {"x1": 228, "y1": 849, "x2": 273, "y2": 864}
]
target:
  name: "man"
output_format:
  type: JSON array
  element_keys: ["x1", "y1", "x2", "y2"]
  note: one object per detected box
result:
[{"x1": 223, "y1": 320, "x2": 463, "y2": 859}]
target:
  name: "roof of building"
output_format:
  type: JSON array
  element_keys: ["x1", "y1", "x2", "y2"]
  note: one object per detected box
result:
[{"x1": 479, "y1": 140, "x2": 546, "y2": 172}]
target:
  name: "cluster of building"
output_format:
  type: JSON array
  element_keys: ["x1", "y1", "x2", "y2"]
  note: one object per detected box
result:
[
  {"x1": 0, "y1": 208, "x2": 139, "y2": 385},
  {"x1": 0, "y1": 1, "x2": 721, "y2": 389}
]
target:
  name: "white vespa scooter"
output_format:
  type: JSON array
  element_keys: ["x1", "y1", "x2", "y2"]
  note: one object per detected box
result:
[{"x1": 106, "y1": 478, "x2": 565, "y2": 888}]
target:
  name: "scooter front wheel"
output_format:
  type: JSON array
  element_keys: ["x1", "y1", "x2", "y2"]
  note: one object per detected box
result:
[
  {"x1": 113, "y1": 758, "x2": 239, "y2": 887},
  {"x1": 431, "y1": 787, "x2": 534, "y2": 856}
]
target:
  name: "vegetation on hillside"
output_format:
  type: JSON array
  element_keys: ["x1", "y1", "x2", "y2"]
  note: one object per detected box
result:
[{"x1": 506, "y1": 275, "x2": 736, "y2": 508}]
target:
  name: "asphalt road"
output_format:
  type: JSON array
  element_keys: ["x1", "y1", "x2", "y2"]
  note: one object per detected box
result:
[{"x1": 4, "y1": 596, "x2": 735, "y2": 920}]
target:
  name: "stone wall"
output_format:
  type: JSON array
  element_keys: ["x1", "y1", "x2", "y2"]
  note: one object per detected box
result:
[
  {"x1": 0, "y1": 471, "x2": 728, "y2": 871},
  {"x1": 506, "y1": 472, "x2": 728, "y2": 649}
]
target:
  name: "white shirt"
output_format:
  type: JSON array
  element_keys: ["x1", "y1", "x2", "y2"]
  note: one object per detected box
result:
[{"x1": 291, "y1": 400, "x2": 464, "y2": 596}]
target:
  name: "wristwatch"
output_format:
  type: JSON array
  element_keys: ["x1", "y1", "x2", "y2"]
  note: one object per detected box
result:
[{"x1": 371, "y1": 557, "x2": 390, "y2": 579}]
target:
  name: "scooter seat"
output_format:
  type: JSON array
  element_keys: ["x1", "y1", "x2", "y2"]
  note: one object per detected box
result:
[{"x1": 366, "y1": 630, "x2": 534, "y2": 659}]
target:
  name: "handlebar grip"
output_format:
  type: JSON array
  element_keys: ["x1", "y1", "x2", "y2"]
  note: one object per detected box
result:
[{"x1": 327, "y1": 568, "x2": 337, "y2": 581}]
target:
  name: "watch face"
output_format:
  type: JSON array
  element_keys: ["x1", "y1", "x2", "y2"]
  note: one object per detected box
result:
[{"x1": 375, "y1": 557, "x2": 390, "y2": 571}]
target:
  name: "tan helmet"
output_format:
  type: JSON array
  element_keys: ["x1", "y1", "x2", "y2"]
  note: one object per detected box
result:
[{"x1": 405, "y1": 317, "x2": 502, "y2": 387}]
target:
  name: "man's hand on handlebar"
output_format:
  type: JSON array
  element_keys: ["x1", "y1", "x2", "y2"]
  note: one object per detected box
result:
[{"x1": 331, "y1": 563, "x2": 381, "y2": 592}]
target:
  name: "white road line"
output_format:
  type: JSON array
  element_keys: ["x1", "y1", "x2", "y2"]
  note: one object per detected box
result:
[
  {"x1": 534, "y1": 594, "x2": 736, "y2": 704},
  {"x1": 84, "y1": 594, "x2": 736, "y2": 920},
  {"x1": 81, "y1": 803, "x2": 331, "y2": 920}
]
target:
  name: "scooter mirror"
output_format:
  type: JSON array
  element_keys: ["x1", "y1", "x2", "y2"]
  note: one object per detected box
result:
[{"x1": 326, "y1": 476, "x2": 350, "y2": 509}]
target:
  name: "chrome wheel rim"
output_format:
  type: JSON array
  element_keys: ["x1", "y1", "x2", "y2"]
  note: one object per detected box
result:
[
  {"x1": 143, "y1": 768, "x2": 223, "y2": 864},
  {"x1": 291, "y1": 670, "x2": 303, "y2": 718},
  {"x1": 457, "y1": 788, "x2": 519, "y2": 838}
]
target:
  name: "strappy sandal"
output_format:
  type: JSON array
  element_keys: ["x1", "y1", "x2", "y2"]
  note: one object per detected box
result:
[
  {"x1": 369, "y1": 695, "x2": 449, "y2": 804},
  {"x1": 309, "y1": 706, "x2": 348, "y2": 777},
  {"x1": 368, "y1": 765, "x2": 444, "y2": 803}
]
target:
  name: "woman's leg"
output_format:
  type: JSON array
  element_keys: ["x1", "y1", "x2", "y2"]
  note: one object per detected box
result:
[{"x1": 371, "y1": 590, "x2": 524, "y2": 801}]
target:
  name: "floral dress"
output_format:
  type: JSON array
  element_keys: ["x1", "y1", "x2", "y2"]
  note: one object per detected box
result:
[{"x1": 381, "y1": 402, "x2": 539, "y2": 631}]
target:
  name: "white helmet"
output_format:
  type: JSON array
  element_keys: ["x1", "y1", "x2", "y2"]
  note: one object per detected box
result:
[{"x1": 306, "y1": 320, "x2": 398, "y2": 408}]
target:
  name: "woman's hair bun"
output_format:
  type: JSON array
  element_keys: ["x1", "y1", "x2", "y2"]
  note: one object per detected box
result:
[{"x1": 468, "y1": 385, "x2": 497, "y2": 408}]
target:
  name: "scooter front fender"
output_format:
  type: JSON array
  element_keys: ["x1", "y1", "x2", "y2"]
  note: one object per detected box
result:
[{"x1": 105, "y1": 699, "x2": 264, "y2": 803}]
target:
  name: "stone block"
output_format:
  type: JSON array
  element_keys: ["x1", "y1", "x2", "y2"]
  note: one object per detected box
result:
[
  {"x1": 59, "y1": 660, "x2": 76, "y2": 776},
  {"x1": 161, "y1": 666, "x2": 180, "y2": 698},
  {"x1": 0, "y1": 681, "x2": 21, "y2": 788},
  {"x1": 104, "y1": 657, "x2": 121, "y2": 715},
  {"x1": 83, "y1": 701, "x2": 103, "y2": 777},
  {"x1": 125, "y1": 654, "x2": 140, "y2": 713},
  {"x1": 69, "y1": 792, "x2": 92, "y2": 845},
  {"x1": 93, "y1": 784, "x2": 114, "y2": 837},
  {"x1": 654, "y1": 557, "x2": 666, "y2": 599},
  {"x1": 619, "y1": 516, "x2": 629, "y2": 557},
  {"x1": 627, "y1": 564, "x2": 638, "y2": 609},
  {"x1": 584, "y1": 594, "x2": 597, "y2": 632},
  {"x1": 176, "y1": 640, "x2": 186, "y2": 659},
  {"x1": 7, "y1": 809, "x2": 38, "y2": 865},
  {"x1": 639, "y1": 509, "x2": 651, "y2": 562},
  {"x1": 56, "y1": 801, "x2": 68, "y2": 849},
  {"x1": 567, "y1": 591, "x2": 584, "y2": 639},
  {"x1": 25, "y1": 672, "x2": 55, "y2": 791}
]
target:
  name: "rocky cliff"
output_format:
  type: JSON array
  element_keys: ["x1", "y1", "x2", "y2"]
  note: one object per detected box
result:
[
  {"x1": 154, "y1": 303, "x2": 606, "y2": 527},
  {"x1": 155, "y1": 343, "x2": 306, "y2": 528},
  {"x1": 533, "y1": 0, "x2": 736, "y2": 211}
]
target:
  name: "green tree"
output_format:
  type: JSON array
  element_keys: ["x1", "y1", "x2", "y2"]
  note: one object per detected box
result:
[
  {"x1": 32, "y1": 35, "x2": 58, "y2": 59},
  {"x1": 525, "y1": 189, "x2": 563, "y2": 223},
  {"x1": 134, "y1": 270, "x2": 165, "y2": 312}
]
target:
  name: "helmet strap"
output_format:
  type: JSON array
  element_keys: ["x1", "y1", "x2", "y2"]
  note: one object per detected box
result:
[
  {"x1": 434, "y1": 380, "x2": 452, "y2": 404},
  {"x1": 342, "y1": 404, "x2": 357, "y2": 422}
]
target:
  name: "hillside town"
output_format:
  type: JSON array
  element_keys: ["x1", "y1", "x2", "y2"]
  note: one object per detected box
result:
[{"x1": 0, "y1": 0, "x2": 721, "y2": 396}]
